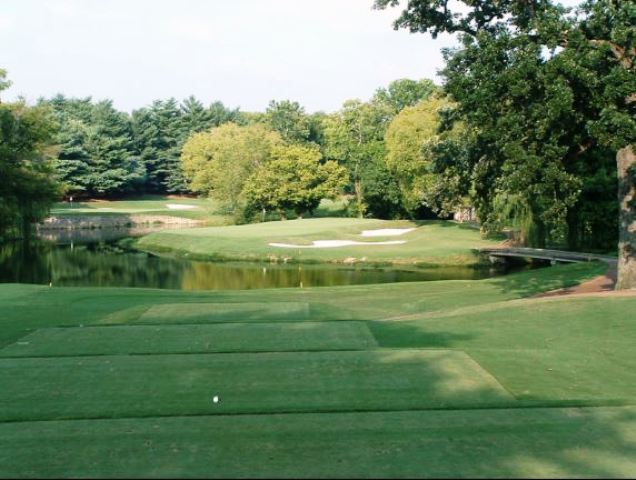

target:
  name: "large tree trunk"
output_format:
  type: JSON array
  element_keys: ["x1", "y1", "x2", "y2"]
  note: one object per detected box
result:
[{"x1": 616, "y1": 144, "x2": 636, "y2": 290}]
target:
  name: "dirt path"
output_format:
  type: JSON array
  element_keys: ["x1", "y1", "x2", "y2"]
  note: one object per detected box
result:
[{"x1": 536, "y1": 261, "x2": 636, "y2": 297}]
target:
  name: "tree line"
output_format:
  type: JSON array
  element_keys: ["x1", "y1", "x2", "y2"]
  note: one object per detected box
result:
[
  {"x1": 0, "y1": 68, "x2": 622, "y2": 253},
  {"x1": 1, "y1": 73, "x2": 442, "y2": 227}
]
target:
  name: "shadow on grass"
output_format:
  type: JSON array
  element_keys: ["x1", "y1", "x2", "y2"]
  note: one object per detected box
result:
[
  {"x1": 368, "y1": 321, "x2": 475, "y2": 349},
  {"x1": 486, "y1": 261, "x2": 608, "y2": 297}
]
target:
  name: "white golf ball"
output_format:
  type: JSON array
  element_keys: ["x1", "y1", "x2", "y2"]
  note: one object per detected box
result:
[{"x1": 212, "y1": 395, "x2": 220, "y2": 404}]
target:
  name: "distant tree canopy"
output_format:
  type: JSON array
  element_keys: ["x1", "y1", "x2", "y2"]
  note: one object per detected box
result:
[
  {"x1": 385, "y1": 95, "x2": 458, "y2": 215},
  {"x1": 243, "y1": 144, "x2": 348, "y2": 219},
  {"x1": 132, "y1": 96, "x2": 239, "y2": 193},
  {"x1": 181, "y1": 124, "x2": 347, "y2": 220},
  {"x1": 24, "y1": 77, "x2": 442, "y2": 222},
  {"x1": 40, "y1": 95, "x2": 239, "y2": 197},
  {"x1": 373, "y1": 78, "x2": 439, "y2": 114},
  {"x1": 265, "y1": 100, "x2": 312, "y2": 144},
  {"x1": 0, "y1": 72, "x2": 59, "y2": 238},
  {"x1": 323, "y1": 99, "x2": 394, "y2": 218},
  {"x1": 43, "y1": 96, "x2": 144, "y2": 197},
  {"x1": 181, "y1": 123, "x2": 284, "y2": 215}
]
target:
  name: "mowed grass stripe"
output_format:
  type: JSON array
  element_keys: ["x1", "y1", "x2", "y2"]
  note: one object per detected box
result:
[
  {"x1": 0, "y1": 350, "x2": 514, "y2": 422},
  {"x1": 134, "y1": 302, "x2": 310, "y2": 324},
  {"x1": 0, "y1": 322, "x2": 377, "y2": 357},
  {"x1": 2, "y1": 406, "x2": 634, "y2": 478}
]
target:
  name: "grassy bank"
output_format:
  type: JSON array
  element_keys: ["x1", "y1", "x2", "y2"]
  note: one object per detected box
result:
[
  {"x1": 2, "y1": 262, "x2": 634, "y2": 477},
  {"x1": 47, "y1": 196, "x2": 350, "y2": 227},
  {"x1": 137, "y1": 217, "x2": 502, "y2": 266},
  {"x1": 48, "y1": 195, "x2": 229, "y2": 225}
]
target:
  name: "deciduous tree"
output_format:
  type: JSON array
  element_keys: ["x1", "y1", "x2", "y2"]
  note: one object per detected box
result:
[{"x1": 243, "y1": 144, "x2": 347, "y2": 219}]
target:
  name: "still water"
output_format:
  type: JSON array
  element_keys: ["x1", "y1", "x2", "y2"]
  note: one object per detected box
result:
[{"x1": 0, "y1": 229, "x2": 503, "y2": 291}]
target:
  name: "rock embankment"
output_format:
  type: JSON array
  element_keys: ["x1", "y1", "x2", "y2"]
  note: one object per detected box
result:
[{"x1": 38, "y1": 215, "x2": 204, "y2": 230}]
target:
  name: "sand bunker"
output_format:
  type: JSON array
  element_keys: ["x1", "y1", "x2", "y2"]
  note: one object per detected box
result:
[
  {"x1": 269, "y1": 240, "x2": 406, "y2": 249},
  {"x1": 359, "y1": 228, "x2": 416, "y2": 237},
  {"x1": 166, "y1": 204, "x2": 198, "y2": 210}
]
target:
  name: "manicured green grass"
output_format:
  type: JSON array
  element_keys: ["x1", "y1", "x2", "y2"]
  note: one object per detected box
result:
[
  {"x1": 0, "y1": 322, "x2": 376, "y2": 357},
  {"x1": 1, "y1": 261, "x2": 633, "y2": 477},
  {"x1": 1, "y1": 406, "x2": 633, "y2": 478},
  {"x1": 370, "y1": 294, "x2": 636, "y2": 405},
  {"x1": 137, "y1": 217, "x2": 502, "y2": 265},
  {"x1": 138, "y1": 302, "x2": 311, "y2": 323},
  {"x1": 0, "y1": 350, "x2": 514, "y2": 422},
  {"x1": 49, "y1": 195, "x2": 229, "y2": 224},
  {"x1": 49, "y1": 196, "x2": 349, "y2": 225}
]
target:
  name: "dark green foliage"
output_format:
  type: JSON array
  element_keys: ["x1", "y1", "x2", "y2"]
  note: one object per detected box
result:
[
  {"x1": 373, "y1": 78, "x2": 439, "y2": 113},
  {"x1": 265, "y1": 100, "x2": 312, "y2": 144},
  {"x1": 131, "y1": 96, "x2": 239, "y2": 194},
  {"x1": 378, "y1": 0, "x2": 633, "y2": 251},
  {"x1": 359, "y1": 156, "x2": 407, "y2": 219},
  {"x1": 44, "y1": 96, "x2": 144, "y2": 196},
  {"x1": 43, "y1": 95, "x2": 239, "y2": 196},
  {"x1": 0, "y1": 101, "x2": 59, "y2": 239},
  {"x1": 131, "y1": 99, "x2": 182, "y2": 193}
]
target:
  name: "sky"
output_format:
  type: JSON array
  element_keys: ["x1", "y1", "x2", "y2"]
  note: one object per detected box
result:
[{"x1": 0, "y1": 0, "x2": 579, "y2": 114}]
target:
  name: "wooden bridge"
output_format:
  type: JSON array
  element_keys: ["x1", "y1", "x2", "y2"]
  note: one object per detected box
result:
[{"x1": 479, "y1": 247, "x2": 616, "y2": 265}]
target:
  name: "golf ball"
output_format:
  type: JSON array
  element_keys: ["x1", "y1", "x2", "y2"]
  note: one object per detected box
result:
[{"x1": 212, "y1": 395, "x2": 219, "y2": 404}]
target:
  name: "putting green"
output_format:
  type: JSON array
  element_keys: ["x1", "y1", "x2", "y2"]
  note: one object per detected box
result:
[
  {"x1": 135, "y1": 302, "x2": 311, "y2": 324},
  {"x1": 0, "y1": 322, "x2": 377, "y2": 357},
  {"x1": 0, "y1": 350, "x2": 514, "y2": 422}
]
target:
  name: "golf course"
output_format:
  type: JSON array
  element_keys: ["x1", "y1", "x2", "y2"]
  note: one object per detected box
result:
[
  {"x1": 2, "y1": 0, "x2": 634, "y2": 475},
  {"x1": 1, "y1": 243, "x2": 635, "y2": 477}
]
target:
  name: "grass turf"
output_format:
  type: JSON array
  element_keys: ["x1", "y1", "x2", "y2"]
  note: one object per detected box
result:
[
  {"x1": 1, "y1": 260, "x2": 634, "y2": 477},
  {"x1": 1, "y1": 406, "x2": 634, "y2": 478},
  {"x1": 0, "y1": 350, "x2": 513, "y2": 422},
  {"x1": 49, "y1": 195, "x2": 229, "y2": 224},
  {"x1": 136, "y1": 217, "x2": 502, "y2": 265},
  {"x1": 49, "y1": 196, "x2": 349, "y2": 225},
  {"x1": 0, "y1": 322, "x2": 376, "y2": 357}
]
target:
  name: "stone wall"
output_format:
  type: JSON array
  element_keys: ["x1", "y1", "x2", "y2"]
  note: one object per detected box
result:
[{"x1": 37, "y1": 215, "x2": 203, "y2": 230}]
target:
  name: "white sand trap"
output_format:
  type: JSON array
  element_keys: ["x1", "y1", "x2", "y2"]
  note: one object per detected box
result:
[
  {"x1": 166, "y1": 204, "x2": 198, "y2": 210},
  {"x1": 269, "y1": 240, "x2": 406, "y2": 249},
  {"x1": 360, "y1": 228, "x2": 416, "y2": 237}
]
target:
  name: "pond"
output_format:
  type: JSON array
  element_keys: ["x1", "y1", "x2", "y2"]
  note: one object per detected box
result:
[{"x1": 0, "y1": 228, "x2": 512, "y2": 291}]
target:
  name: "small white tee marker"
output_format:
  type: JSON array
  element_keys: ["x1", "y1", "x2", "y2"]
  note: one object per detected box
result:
[{"x1": 212, "y1": 395, "x2": 220, "y2": 404}]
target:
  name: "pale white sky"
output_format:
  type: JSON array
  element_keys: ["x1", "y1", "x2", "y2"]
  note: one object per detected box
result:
[{"x1": 0, "y1": 0, "x2": 580, "y2": 113}]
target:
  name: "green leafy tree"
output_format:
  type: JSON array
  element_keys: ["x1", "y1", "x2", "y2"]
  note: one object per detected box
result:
[
  {"x1": 132, "y1": 96, "x2": 239, "y2": 194},
  {"x1": 323, "y1": 99, "x2": 393, "y2": 217},
  {"x1": 384, "y1": 96, "x2": 457, "y2": 214},
  {"x1": 181, "y1": 123, "x2": 283, "y2": 214},
  {"x1": 265, "y1": 100, "x2": 311, "y2": 144},
  {"x1": 373, "y1": 78, "x2": 439, "y2": 114},
  {"x1": 243, "y1": 144, "x2": 347, "y2": 219},
  {"x1": 0, "y1": 93, "x2": 59, "y2": 238},
  {"x1": 376, "y1": 0, "x2": 635, "y2": 287}
]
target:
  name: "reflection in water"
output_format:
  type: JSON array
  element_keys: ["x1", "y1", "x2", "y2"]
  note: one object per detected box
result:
[
  {"x1": 0, "y1": 238, "x2": 500, "y2": 291},
  {"x1": 35, "y1": 225, "x2": 171, "y2": 245}
]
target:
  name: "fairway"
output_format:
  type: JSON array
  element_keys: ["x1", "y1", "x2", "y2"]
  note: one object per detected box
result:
[
  {"x1": 138, "y1": 301, "x2": 310, "y2": 323},
  {"x1": 0, "y1": 263, "x2": 634, "y2": 477},
  {"x1": 1, "y1": 406, "x2": 634, "y2": 478},
  {"x1": 0, "y1": 350, "x2": 514, "y2": 422},
  {"x1": 0, "y1": 322, "x2": 377, "y2": 357}
]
